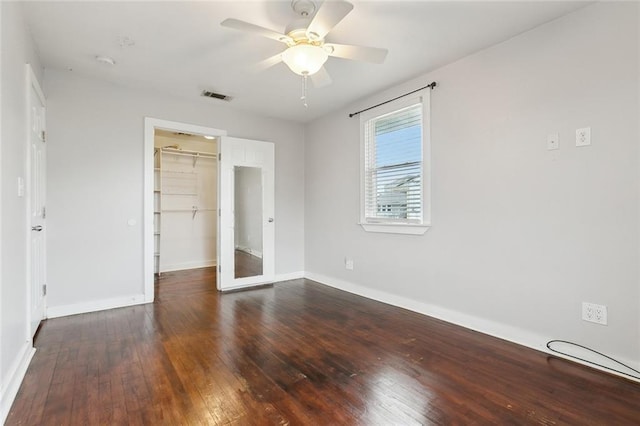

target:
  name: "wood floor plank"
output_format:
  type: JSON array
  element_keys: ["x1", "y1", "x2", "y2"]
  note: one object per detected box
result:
[{"x1": 6, "y1": 267, "x2": 640, "y2": 425}]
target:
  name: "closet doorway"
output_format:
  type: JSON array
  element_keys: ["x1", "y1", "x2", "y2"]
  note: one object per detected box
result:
[
  {"x1": 154, "y1": 130, "x2": 218, "y2": 274},
  {"x1": 143, "y1": 119, "x2": 226, "y2": 301}
]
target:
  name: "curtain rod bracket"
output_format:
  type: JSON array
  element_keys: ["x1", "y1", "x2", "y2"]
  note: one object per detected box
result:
[{"x1": 348, "y1": 81, "x2": 437, "y2": 118}]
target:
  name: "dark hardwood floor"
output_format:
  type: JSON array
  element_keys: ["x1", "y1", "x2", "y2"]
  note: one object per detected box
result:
[{"x1": 7, "y1": 267, "x2": 640, "y2": 425}]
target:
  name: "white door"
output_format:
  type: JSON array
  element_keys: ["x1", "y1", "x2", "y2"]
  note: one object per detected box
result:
[
  {"x1": 29, "y1": 75, "x2": 46, "y2": 336},
  {"x1": 218, "y1": 137, "x2": 274, "y2": 291}
]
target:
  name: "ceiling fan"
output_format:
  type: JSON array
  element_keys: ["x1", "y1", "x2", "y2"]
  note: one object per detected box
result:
[{"x1": 221, "y1": 0, "x2": 388, "y2": 105}]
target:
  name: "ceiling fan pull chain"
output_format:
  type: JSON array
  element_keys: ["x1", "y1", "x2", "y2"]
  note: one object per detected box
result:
[{"x1": 301, "y1": 73, "x2": 309, "y2": 108}]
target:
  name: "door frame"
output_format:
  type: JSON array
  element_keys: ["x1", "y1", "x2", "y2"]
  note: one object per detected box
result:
[
  {"x1": 25, "y1": 63, "x2": 46, "y2": 336},
  {"x1": 143, "y1": 118, "x2": 226, "y2": 301}
]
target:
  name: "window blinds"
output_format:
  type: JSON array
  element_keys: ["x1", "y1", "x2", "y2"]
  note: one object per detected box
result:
[{"x1": 364, "y1": 103, "x2": 423, "y2": 222}]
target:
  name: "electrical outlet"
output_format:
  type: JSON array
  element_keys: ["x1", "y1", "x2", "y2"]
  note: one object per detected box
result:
[
  {"x1": 582, "y1": 302, "x2": 607, "y2": 325},
  {"x1": 345, "y1": 258, "x2": 354, "y2": 270},
  {"x1": 594, "y1": 305, "x2": 607, "y2": 324},
  {"x1": 576, "y1": 127, "x2": 591, "y2": 147}
]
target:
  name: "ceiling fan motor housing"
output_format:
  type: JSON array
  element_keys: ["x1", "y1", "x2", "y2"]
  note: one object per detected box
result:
[
  {"x1": 287, "y1": 0, "x2": 320, "y2": 43},
  {"x1": 285, "y1": 19, "x2": 313, "y2": 43}
]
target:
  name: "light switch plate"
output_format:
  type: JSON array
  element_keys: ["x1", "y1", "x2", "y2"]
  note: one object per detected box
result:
[{"x1": 547, "y1": 133, "x2": 559, "y2": 150}]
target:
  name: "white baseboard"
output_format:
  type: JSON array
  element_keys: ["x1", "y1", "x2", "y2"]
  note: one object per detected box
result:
[
  {"x1": 46, "y1": 294, "x2": 147, "y2": 319},
  {"x1": 0, "y1": 342, "x2": 35, "y2": 424},
  {"x1": 304, "y1": 271, "x2": 640, "y2": 382},
  {"x1": 160, "y1": 260, "x2": 216, "y2": 273},
  {"x1": 274, "y1": 271, "x2": 305, "y2": 282}
]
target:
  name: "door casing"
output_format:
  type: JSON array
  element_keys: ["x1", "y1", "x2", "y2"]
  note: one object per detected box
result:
[{"x1": 143, "y1": 118, "x2": 226, "y2": 301}]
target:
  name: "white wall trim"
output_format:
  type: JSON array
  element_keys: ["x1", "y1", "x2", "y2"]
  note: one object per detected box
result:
[
  {"x1": 637, "y1": 0, "x2": 640, "y2": 382},
  {"x1": 274, "y1": 271, "x2": 305, "y2": 282},
  {"x1": 143, "y1": 117, "x2": 226, "y2": 303},
  {"x1": 304, "y1": 271, "x2": 640, "y2": 382},
  {"x1": 0, "y1": 342, "x2": 35, "y2": 425},
  {"x1": 46, "y1": 294, "x2": 146, "y2": 319},
  {"x1": 0, "y1": 0, "x2": 4, "y2": 407},
  {"x1": 359, "y1": 223, "x2": 430, "y2": 235},
  {"x1": 359, "y1": 89, "x2": 432, "y2": 233},
  {"x1": 160, "y1": 260, "x2": 216, "y2": 273}
]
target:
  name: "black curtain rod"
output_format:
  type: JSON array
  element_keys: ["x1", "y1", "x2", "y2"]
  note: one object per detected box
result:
[{"x1": 348, "y1": 82, "x2": 437, "y2": 118}]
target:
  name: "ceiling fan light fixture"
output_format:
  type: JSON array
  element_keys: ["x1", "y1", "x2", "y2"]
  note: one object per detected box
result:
[{"x1": 281, "y1": 43, "x2": 328, "y2": 76}]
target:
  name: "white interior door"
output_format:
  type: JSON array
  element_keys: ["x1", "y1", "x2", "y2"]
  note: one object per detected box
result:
[
  {"x1": 29, "y1": 72, "x2": 46, "y2": 336},
  {"x1": 218, "y1": 137, "x2": 274, "y2": 291}
]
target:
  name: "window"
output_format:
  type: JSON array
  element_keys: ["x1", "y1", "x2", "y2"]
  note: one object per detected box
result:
[{"x1": 360, "y1": 90, "x2": 430, "y2": 235}]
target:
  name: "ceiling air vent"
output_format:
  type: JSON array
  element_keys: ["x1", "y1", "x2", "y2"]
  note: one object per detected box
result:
[{"x1": 201, "y1": 90, "x2": 232, "y2": 101}]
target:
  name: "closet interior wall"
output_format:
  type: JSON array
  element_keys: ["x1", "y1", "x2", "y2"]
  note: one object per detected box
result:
[{"x1": 154, "y1": 131, "x2": 217, "y2": 274}]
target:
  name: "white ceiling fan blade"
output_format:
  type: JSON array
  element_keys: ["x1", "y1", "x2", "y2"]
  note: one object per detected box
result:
[
  {"x1": 310, "y1": 66, "x2": 332, "y2": 88},
  {"x1": 325, "y1": 43, "x2": 388, "y2": 64},
  {"x1": 254, "y1": 53, "x2": 284, "y2": 72},
  {"x1": 221, "y1": 18, "x2": 292, "y2": 44},
  {"x1": 306, "y1": 1, "x2": 354, "y2": 40}
]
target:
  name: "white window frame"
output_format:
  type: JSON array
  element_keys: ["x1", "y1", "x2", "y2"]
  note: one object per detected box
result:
[{"x1": 359, "y1": 89, "x2": 431, "y2": 235}]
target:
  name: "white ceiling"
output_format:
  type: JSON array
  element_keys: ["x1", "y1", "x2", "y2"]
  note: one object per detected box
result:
[{"x1": 22, "y1": 1, "x2": 589, "y2": 123}]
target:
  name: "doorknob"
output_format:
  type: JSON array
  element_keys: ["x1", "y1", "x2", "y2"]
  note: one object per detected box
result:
[
  {"x1": 268, "y1": 218, "x2": 274, "y2": 223},
  {"x1": 31, "y1": 225, "x2": 43, "y2": 232}
]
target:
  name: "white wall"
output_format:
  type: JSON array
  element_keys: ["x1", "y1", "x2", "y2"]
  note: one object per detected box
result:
[
  {"x1": 305, "y1": 2, "x2": 640, "y2": 368},
  {"x1": 0, "y1": 2, "x2": 43, "y2": 422},
  {"x1": 44, "y1": 70, "x2": 305, "y2": 315}
]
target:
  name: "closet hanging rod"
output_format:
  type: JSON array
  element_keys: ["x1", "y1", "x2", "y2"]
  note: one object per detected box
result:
[{"x1": 161, "y1": 147, "x2": 217, "y2": 159}]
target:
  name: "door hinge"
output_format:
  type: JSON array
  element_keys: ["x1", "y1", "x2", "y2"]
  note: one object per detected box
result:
[
  {"x1": 41, "y1": 131, "x2": 46, "y2": 142},
  {"x1": 218, "y1": 265, "x2": 221, "y2": 273},
  {"x1": 42, "y1": 284, "x2": 47, "y2": 296},
  {"x1": 42, "y1": 206, "x2": 46, "y2": 219},
  {"x1": 218, "y1": 153, "x2": 221, "y2": 161},
  {"x1": 218, "y1": 208, "x2": 221, "y2": 217}
]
